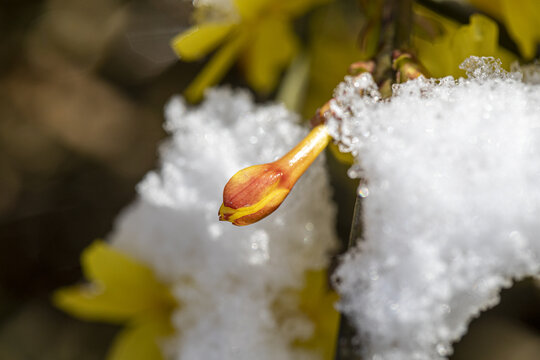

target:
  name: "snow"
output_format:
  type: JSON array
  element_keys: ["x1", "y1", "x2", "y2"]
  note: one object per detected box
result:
[
  {"x1": 330, "y1": 57, "x2": 540, "y2": 360},
  {"x1": 108, "y1": 88, "x2": 337, "y2": 359}
]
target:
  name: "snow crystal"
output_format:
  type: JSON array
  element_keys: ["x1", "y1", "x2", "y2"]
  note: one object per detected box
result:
[
  {"x1": 329, "y1": 57, "x2": 540, "y2": 360},
  {"x1": 109, "y1": 88, "x2": 337, "y2": 360}
]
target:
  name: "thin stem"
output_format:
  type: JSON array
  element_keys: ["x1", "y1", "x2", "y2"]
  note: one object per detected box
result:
[
  {"x1": 394, "y1": 0, "x2": 413, "y2": 50},
  {"x1": 334, "y1": 192, "x2": 364, "y2": 360},
  {"x1": 347, "y1": 192, "x2": 364, "y2": 248},
  {"x1": 371, "y1": 0, "x2": 414, "y2": 88}
]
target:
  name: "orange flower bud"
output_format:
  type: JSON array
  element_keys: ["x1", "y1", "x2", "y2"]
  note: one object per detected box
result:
[{"x1": 219, "y1": 124, "x2": 330, "y2": 226}]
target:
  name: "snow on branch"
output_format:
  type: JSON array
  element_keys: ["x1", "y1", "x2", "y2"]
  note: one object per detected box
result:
[{"x1": 331, "y1": 57, "x2": 540, "y2": 360}]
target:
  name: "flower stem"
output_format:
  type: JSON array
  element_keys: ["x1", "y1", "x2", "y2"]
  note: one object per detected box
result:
[
  {"x1": 334, "y1": 190, "x2": 364, "y2": 360},
  {"x1": 371, "y1": 0, "x2": 414, "y2": 87}
]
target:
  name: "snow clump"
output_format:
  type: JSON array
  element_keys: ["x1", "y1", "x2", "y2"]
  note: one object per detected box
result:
[
  {"x1": 109, "y1": 88, "x2": 337, "y2": 360},
  {"x1": 330, "y1": 56, "x2": 540, "y2": 360}
]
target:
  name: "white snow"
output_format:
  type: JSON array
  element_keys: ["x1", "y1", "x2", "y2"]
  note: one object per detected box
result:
[
  {"x1": 330, "y1": 57, "x2": 540, "y2": 360},
  {"x1": 109, "y1": 88, "x2": 337, "y2": 360}
]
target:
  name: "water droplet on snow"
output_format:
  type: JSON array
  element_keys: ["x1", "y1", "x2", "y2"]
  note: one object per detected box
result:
[{"x1": 358, "y1": 185, "x2": 370, "y2": 198}]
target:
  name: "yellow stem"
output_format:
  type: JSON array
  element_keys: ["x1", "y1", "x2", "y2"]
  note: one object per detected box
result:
[{"x1": 277, "y1": 124, "x2": 331, "y2": 187}]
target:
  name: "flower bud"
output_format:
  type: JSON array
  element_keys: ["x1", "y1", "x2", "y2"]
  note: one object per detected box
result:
[
  {"x1": 392, "y1": 50, "x2": 430, "y2": 83},
  {"x1": 219, "y1": 124, "x2": 330, "y2": 226}
]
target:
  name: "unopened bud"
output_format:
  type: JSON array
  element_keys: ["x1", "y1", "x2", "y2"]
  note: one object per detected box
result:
[
  {"x1": 392, "y1": 51, "x2": 430, "y2": 83},
  {"x1": 219, "y1": 124, "x2": 330, "y2": 226}
]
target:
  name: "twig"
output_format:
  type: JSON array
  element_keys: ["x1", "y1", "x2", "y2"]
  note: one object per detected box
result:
[{"x1": 334, "y1": 192, "x2": 364, "y2": 359}]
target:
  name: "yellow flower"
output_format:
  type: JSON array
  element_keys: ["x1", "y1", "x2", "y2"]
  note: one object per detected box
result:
[
  {"x1": 54, "y1": 243, "x2": 338, "y2": 359},
  {"x1": 53, "y1": 241, "x2": 176, "y2": 360},
  {"x1": 469, "y1": 0, "x2": 540, "y2": 59},
  {"x1": 54, "y1": 244, "x2": 337, "y2": 359},
  {"x1": 219, "y1": 124, "x2": 330, "y2": 226},
  {"x1": 172, "y1": 0, "x2": 330, "y2": 102},
  {"x1": 413, "y1": 9, "x2": 516, "y2": 78}
]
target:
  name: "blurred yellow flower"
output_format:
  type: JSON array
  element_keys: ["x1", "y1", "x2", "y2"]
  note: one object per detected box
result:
[
  {"x1": 53, "y1": 241, "x2": 176, "y2": 360},
  {"x1": 294, "y1": 270, "x2": 340, "y2": 360},
  {"x1": 469, "y1": 0, "x2": 540, "y2": 59},
  {"x1": 414, "y1": 10, "x2": 516, "y2": 78},
  {"x1": 172, "y1": 0, "x2": 330, "y2": 102},
  {"x1": 54, "y1": 241, "x2": 339, "y2": 359}
]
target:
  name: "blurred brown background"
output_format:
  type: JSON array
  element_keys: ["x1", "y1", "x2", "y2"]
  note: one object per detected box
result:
[{"x1": 0, "y1": 0, "x2": 194, "y2": 357}]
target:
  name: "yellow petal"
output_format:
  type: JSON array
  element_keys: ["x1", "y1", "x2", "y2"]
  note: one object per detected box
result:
[
  {"x1": 184, "y1": 32, "x2": 248, "y2": 102},
  {"x1": 54, "y1": 285, "x2": 141, "y2": 323},
  {"x1": 171, "y1": 22, "x2": 235, "y2": 61},
  {"x1": 107, "y1": 316, "x2": 173, "y2": 360},
  {"x1": 415, "y1": 14, "x2": 516, "y2": 78},
  {"x1": 81, "y1": 241, "x2": 167, "y2": 296},
  {"x1": 243, "y1": 18, "x2": 299, "y2": 93},
  {"x1": 54, "y1": 241, "x2": 176, "y2": 323},
  {"x1": 451, "y1": 15, "x2": 498, "y2": 63},
  {"x1": 233, "y1": 0, "x2": 270, "y2": 20},
  {"x1": 470, "y1": 0, "x2": 540, "y2": 59},
  {"x1": 500, "y1": 0, "x2": 540, "y2": 59}
]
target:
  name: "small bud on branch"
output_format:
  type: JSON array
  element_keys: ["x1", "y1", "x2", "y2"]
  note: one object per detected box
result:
[
  {"x1": 392, "y1": 50, "x2": 430, "y2": 82},
  {"x1": 219, "y1": 124, "x2": 330, "y2": 226}
]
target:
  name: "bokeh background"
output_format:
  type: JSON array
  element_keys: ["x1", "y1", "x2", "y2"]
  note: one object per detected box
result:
[
  {"x1": 1, "y1": 0, "x2": 540, "y2": 359},
  {"x1": 1, "y1": 1, "x2": 190, "y2": 358}
]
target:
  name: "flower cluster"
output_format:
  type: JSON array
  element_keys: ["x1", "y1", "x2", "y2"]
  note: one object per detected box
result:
[{"x1": 172, "y1": 0, "x2": 330, "y2": 102}]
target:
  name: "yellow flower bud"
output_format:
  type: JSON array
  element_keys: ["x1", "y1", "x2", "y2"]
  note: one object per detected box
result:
[{"x1": 219, "y1": 124, "x2": 330, "y2": 226}]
